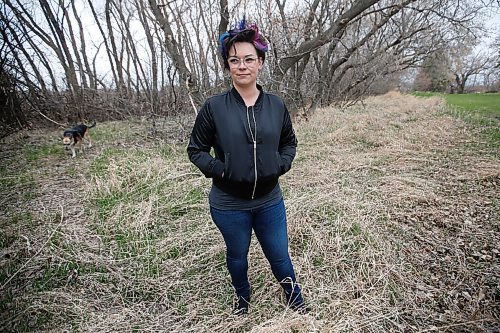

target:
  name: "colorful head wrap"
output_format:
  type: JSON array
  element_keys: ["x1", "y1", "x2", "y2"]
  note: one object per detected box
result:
[{"x1": 219, "y1": 17, "x2": 269, "y2": 61}]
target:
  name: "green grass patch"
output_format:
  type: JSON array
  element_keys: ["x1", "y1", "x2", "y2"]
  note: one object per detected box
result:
[
  {"x1": 184, "y1": 187, "x2": 204, "y2": 203},
  {"x1": 23, "y1": 143, "x2": 60, "y2": 163},
  {"x1": 445, "y1": 93, "x2": 499, "y2": 118},
  {"x1": 9, "y1": 211, "x2": 34, "y2": 226},
  {"x1": 33, "y1": 261, "x2": 80, "y2": 291},
  {"x1": 0, "y1": 231, "x2": 18, "y2": 248},
  {"x1": 93, "y1": 221, "x2": 166, "y2": 277},
  {"x1": 412, "y1": 92, "x2": 499, "y2": 148},
  {"x1": 0, "y1": 172, "x2": 37, "y2": 214},
  {"x1": 354, "y1": 135, "x2": 383, "y2": 150},
  {"x1": 166, "y1": 245, "x2": 183, "y2": 259},
  {"x1": 89, "y1": 147, "x2": 126, "y2": 178},
  {"x1": 0, "y1": 167, "x2": 34, "y2": 190},
  {"x1": 90, "y1": 121, "x2": 139, "y2": 141},
  {"x1": 412, "y1": 92, "x2": 499, "y2": 118},
  {"x1": 93, "y1": 190, "x2": 127, "y2": 220},
  {"x1": 444, "y1": 94, "x2": 499, "y2": 149},
  {"x1": 412, "y1": 91, "x2": 441, "y2": 98},
  {"x1": 312, "y1": 255, "x2": 325, "y2": 267},
  {"x1": 160, "y1": 144, "x2": 176, "y2": 158}
]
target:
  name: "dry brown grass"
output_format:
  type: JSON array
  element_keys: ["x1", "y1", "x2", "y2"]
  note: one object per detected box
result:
[{"x1": 0, "y1": 92, "x2": 498, "y2": 332}]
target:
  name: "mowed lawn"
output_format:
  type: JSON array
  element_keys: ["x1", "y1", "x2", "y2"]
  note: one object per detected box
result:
[
  {"x1": 414, "y1": 92, "x2": 499, "y2": 146},
  {"x1": 446, "y1": 93, "x2": 499, "y2": 115},
  {"x1": 413, "y1": 92, "x2": 500, "y2": 117}
]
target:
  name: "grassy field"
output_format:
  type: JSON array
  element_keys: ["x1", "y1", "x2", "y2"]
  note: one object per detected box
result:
[
  {"x1": 413, "y1": 92, "x2": 499, "y2": 148},
  {"x1": 413, "y1": 92, "x2": 500, "y2": 121},
  {"x1": 445, "y1": 93, "x2": 499, "y2": 116},
  {"x1": 412, "y1": 92, "x2": 500, "y2": 118},
  {"x1": 0, "y1": 92, "x2": 498, "y2": 332}
]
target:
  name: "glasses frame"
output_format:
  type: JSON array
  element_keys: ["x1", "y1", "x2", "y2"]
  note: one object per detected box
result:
[{"x1": 227, "y1": 56, "x2": 260, "y2": 68}]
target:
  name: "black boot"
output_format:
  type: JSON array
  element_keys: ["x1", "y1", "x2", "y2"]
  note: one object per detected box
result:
[
  {"x1": 287, "y1": 299, "x2": 310, "y2": 314},
  {"x1": 232, "y1": 295, "x2": 250, "y2": 315},
  {"x1": 280, "y1": 277, "x2": 310, "y2": 314}
]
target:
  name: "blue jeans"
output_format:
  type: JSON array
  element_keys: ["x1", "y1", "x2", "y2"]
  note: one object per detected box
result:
[{"x1": 210, "y1": 199, "x2": 303, "y2": 305}]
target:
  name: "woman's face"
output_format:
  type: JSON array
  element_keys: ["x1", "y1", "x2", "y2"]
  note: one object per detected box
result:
[{"x1": 227, "y1": 42, "x2": 263, "y2": 90}]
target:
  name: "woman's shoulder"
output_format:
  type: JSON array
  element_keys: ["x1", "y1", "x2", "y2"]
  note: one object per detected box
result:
[
  {"x1": 199, "y1": 90, "x2": 235, "y2": 117},
  {"x1": 206, "y1": 89, "x2": 232, "y2": 103},
  {"x1": 200, "y1": 90, "x2": 230, "y2": 111},
  {"x1": 261, "y1": 91, "x2": 286, "y2": 109}
]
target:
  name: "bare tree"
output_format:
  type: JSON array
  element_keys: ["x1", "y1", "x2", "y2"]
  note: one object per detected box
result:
[
  {"x1": 148, "y1": 0, "x2": 203, "y2": 107},
  {"x1": 105, "y1": 0, "x2": 126, "y2": 93},
  {"x1": 1, "y1": 0, "x2": 496, "y2": 129},
  {"x1": 87, "y1": 0, "x2": 120, "y2": 90},
  {"x1": 70, "y1": 0, "x2": 96, "y2": 90},
  {"x1": 451, "y1": 50, "x2": 494, "y2": 93},
  {"x1": 0, "y1": 10, "x2": 49, "y2": 93},
  {"x1": 0, "y1": 11, "x2": 28, "y2": 136},
  {"x1": 274, "y1": 0, "x2": 382, "y2": 81},
  {"x1": 38, "y1": 0, "x2": 80, "y2": 94},
  {"x1": 4, "y1": 0, "x2": 79, "y2": 93}
]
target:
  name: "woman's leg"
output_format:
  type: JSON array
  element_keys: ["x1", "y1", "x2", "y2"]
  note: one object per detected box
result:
[
  {"x1": 210, "y1": 207, "x2": 253, "y2": 301},
  {"x1": 252, "y1": 199, "x2": 305, "y2": 308}
]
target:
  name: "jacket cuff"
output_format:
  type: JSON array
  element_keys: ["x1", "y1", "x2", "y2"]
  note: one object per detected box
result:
[{"x1": 212, "y1": 160, "x2": 225, "y2": 178}]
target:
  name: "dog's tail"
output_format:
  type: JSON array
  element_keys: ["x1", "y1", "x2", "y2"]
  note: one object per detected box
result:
[{"x1": 88, "y1": 121, "x2": 97, "y2": 129}]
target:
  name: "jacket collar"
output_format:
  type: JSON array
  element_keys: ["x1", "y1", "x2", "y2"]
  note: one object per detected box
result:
[{"x1": 231, "y1": 84, "x2": 264, "y2": 107}]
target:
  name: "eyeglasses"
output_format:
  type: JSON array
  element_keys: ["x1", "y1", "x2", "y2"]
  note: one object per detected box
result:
[{"x1": 227, "y1": 56, "x2": 259, "y2": 68}]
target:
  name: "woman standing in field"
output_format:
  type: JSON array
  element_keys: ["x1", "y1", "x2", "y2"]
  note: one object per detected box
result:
[{"x1": 187, "y1": 18, "x2": 308, "y2": 315}]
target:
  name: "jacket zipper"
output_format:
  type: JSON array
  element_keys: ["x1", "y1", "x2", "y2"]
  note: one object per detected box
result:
[{"x1": 246, "y1": 106, "x2": 257, "y2": 199}]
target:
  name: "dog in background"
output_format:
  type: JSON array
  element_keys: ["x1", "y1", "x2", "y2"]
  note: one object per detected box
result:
[{"x1": 62, "y1": 121, "x2": 96, "y2": 158}]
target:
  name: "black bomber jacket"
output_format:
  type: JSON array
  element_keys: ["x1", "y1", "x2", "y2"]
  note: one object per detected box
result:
[{"x1": 187, "y1": 85, "x2": 297, "y2": 199}]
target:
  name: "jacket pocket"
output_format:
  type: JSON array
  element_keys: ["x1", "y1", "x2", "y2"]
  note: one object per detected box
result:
[
  {"x1": 276, "y1": 151, "x2": 285, "y2": 175},
  {"x1": 224, "y1": 152, "x2": 253, "y2": 182},
  {"x1": 258, "y1": 150, "x2": 281, "y2": 180}
]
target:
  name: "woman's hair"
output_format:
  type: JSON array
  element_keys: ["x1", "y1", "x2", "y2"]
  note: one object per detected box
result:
[{"x1": 219, "y1": 18, "x2": 269, "y2": 70}]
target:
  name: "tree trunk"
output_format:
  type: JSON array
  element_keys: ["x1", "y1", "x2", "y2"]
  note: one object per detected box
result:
[
  {"x1": 0, "y1": 11, "x2": 48, "y2": 93},
  {"x1": 71, "y1": 0, "x2": 96, "y2": 90},
  {"x1": 136, "y1": 0, "x2": 159, "y2": 112},
  {"x1": 148, "y1": 0, "x2": 203, "y2": 107},
  {"x1": 455, "y1": 74, "x2": 466, "y2": 93},
  {"x1": 39, "y1": 0, "x2": 80, "y2": 94},
  {"x1": 105, "y1": 0, "x2": 126, "y2": 92},
  {"x1": 87, "y1": 0, "x2": 119, "y2": 89}
]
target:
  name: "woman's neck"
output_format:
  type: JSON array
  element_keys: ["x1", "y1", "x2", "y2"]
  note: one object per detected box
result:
[{"x1": 234, "y1": 84, "x2": 259, "y2": 106}]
